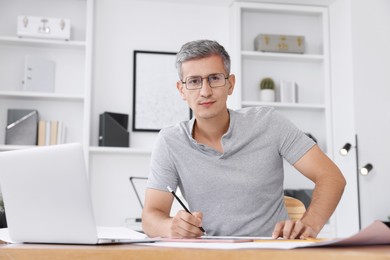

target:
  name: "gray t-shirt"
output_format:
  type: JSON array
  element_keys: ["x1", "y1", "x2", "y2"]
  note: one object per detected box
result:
[{"x1": 147, "y1": 106, "x2": 315, "y2": 236}]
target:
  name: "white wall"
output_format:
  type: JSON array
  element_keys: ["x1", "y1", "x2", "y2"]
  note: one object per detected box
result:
[
  {"x1": 92, "y1": 0, "x2": 231, "y2": 149},
  {"x1": 350, "y1": 0, "x2": 390, "y2": 228},
  {"x1": 91, "y1": 0, "x2": 231, "y2": 226},
  {"x1": 328, "y1": 0, "x2": 360, "y2": 237}
]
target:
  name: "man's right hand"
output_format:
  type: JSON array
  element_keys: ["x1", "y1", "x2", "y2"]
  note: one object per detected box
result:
[{"x1": 169, "y1": 210, "x2": 204, "y2": 238}]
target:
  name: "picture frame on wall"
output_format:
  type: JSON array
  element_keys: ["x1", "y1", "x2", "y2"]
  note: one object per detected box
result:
[{"x1": 132, "y1": 50, "x2": 192, "y2": 132}]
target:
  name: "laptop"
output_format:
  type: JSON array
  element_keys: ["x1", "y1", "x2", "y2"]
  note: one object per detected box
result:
[{"x1": 0, "y1": 143, "x2": 155, "y2": 245}]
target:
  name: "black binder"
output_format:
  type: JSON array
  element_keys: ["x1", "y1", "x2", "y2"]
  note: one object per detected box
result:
[
  {"x1": 98, "y1": 112, "x2": 129, "y2": 147},
  {"x1": 5, "y1": 109, "x2": 38, "y2": 145}
]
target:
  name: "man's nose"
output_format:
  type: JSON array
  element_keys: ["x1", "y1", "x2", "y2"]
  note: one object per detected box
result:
[{"x1": 200, "y1": 78, "x2": 213, "y2": 96}]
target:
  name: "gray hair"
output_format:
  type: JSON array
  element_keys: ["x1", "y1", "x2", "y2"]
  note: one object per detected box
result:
[{"x1": 175, "y1": 40, "x2": 231, "y2": 80}]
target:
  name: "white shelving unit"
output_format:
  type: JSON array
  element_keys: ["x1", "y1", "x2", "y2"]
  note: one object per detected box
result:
[
  {"x1": 230, "y1": 2, "x2": 335, "y2": 237},
  {"x1": 89, "y1": 146, "x2": 152, "y2": 156},
  {"x1": 0, "y1": 0, "x2": 93, "y2": 161}
]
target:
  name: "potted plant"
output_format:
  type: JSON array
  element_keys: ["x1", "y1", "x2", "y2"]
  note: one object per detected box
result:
[{"x1": 259, "y1": 77, "x2": 276, "y2": 102}]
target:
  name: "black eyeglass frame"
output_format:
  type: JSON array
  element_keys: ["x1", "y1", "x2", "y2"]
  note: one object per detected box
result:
[{"x1": 181, "y1": 73, "x2": 229, "y2": 90}]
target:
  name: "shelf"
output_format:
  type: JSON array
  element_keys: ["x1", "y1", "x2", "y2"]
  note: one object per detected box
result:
[
  {"x1": 0, "y1": 91, "x2": 84, "y2": 101},
  {"x1": 0, "y1": 36, "x2": 86, "y2": 49},
  {"x1": 242, "y1": 101, "x2": 326, "y2": 110},
  {"x1": 0, "y1": 145, "x2": 37, "y2": 152},
  {"x1": 241, "y1": 51, "x2": 324, "y2": 63},
  {"x1": 89, "y1": 146, "x2": 152, "y2": 155}
]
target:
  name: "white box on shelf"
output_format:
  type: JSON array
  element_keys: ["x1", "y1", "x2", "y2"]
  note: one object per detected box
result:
[
  {"x1": 280, "y1": 80, "x2": 298, "y2": 103},
  {"x1": 22, "y1": 55, "x2": 55, "y2": 93},
  {"x1": 17, "y1": 15, "x2": 71, "y2": 41}
]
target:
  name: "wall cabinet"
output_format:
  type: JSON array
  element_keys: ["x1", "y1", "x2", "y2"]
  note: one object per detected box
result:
[
  {"x1": 0, "y1": 0, "x2": 93, "y2": 160},
  {"x1": 230, "y1": 2, "x2": 335, "y2": 236}
]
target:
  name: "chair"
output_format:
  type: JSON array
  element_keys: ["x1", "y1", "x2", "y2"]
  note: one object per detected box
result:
[{"x1": 284, "y1": 196, "x2": 306, "y2": 221}]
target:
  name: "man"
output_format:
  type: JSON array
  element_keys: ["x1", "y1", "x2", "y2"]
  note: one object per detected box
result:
[{"x1": 142, "y1": 39, "x2": 346, "y2": 239}]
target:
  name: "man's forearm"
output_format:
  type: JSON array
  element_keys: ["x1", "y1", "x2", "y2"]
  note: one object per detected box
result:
[
  {"x1": 302, "y1": 172, "x2": 346, "y2": 234},
  {"x1": 142, "y1": 209, "x2": 172, "y2": 238}
]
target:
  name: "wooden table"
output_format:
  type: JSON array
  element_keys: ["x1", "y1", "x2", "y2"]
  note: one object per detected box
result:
[{"x1": 1, "y1": 243, "x2": 390, "y2": 260}]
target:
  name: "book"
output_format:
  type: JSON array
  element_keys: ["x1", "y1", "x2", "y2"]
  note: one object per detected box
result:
[
  {"x1": 57, "y1": 121, "x2": 64, "y2": 145},
  {"x1": 37, "y1": 120, "x2": 66, "y2": 146},
  {"x1": 37, "y1": 120, "x2": 46, "y2": 146},
  {"x1": 45, "y1": 121, "x2": 51, "y2": 146},
  {"x1": 280, "y1": 80, "x2": 298, "y2": 103},
  {"x1": 50, "y1": 121, "x2": 59, "y2": 145}
]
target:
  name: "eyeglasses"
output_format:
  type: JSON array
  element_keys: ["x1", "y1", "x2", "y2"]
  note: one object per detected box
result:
[{"x1": 181, "y1": 73, "x2": 229, "y2": 90}]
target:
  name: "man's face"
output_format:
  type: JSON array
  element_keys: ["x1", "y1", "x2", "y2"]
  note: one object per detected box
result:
[{"x1": 177, "y1": 55, "x2": 235, "y2": 120}]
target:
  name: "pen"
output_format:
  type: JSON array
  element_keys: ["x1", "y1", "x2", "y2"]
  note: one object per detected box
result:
[{"x1": 167, "y1": 186, "x2": 206, "y2": 234}]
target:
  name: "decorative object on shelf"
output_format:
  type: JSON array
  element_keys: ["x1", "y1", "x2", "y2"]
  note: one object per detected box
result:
[
  {"x1": 22, "y1": 55, "x2": 55, "y2": 93},
  {"x1": 17, "y1": 15, "x2": 71, "y2": 41},
  {"x1": 259, "y1": 77, "x2": 276, "y2": 102},
  {"x1": 254, "y1": 34, "x2": 305, "y2": 54},
  {"x1": 280, "y1": 80, "x2": 298, "y2": 103},
  {"x1": 5, "y1": 109, "x2": 38, "y2": 145},
  {"x1": 99, "y1": 112, "x2": 129, "y2": 147},
  {"x1": 37, "y1": 120, "x2": 66, "y2": 146},
  {"x1": 133, "y1": 50, "x2": 192, "y2": 132},
  {"x1": 340, "y1": 134, "x2": 374, "y2": 230}
]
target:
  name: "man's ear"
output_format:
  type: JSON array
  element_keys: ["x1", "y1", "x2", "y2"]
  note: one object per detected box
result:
[
  {"x1": 227, "y1": 74, "x2": 236, "y2": 95},
  {"x1": 177, "y1": 81, "x2": 186, "y2": 100}
]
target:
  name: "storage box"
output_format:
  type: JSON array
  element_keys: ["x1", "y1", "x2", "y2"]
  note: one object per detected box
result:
[
  {"x1": 99, "y1": 112, "x2": 129, "y2": 147},
  {"x1": 17, "y1": 15, "x2": 71, "y2": 41},
  {"x1": 5, "y1": 109, "x2": 38, "y2": 145},
  {"x1": 254, "y1": 34, "x2": 305, "y2": 54}
]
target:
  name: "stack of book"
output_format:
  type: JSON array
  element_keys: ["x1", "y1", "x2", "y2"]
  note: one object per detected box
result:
[{"x1": 37, "y1": 120, "x2": 66, "y2": 146}]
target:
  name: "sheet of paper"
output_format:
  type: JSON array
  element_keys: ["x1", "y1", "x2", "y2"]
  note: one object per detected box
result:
[
  {"x1": 160, "y1": 237, "x2": 253, "y2": 243},
  {"x1": 141, "y1": 220, "x2": 390, "y2": 250},
  {"x1": 302, "y1": 220, "x2": 390, "y2": 248},
  {"x1": 0, "y1": 228, "x2": 17, "y2": 244},
  {"x1": 141, "y1": 240, "x2": 316, "y2": 250}
]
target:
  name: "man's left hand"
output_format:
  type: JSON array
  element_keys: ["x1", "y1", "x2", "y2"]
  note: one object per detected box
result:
[{"x1": 271, "y1": 220, "x2": 319, "y2": 239}]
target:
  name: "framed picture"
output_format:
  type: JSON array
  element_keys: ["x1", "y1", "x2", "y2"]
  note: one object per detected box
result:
[{"x1": 132, "y1": 50, "x2": 192, "y2": 132}]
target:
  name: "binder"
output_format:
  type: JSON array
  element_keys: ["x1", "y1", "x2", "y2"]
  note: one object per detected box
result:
[
  {"x1": 98, "y1": 112, "x2": 129, "y2": 147},
  {"x1": 22, "y1": 55, "x2": 55, "y2": 93},
  {"x1": 5, "y1": 109, "x2": 38, "y2": 145}
]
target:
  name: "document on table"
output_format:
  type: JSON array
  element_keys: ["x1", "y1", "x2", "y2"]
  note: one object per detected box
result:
[{"x1": 141, "y1": 220, "x2": 390, "y2": 250}]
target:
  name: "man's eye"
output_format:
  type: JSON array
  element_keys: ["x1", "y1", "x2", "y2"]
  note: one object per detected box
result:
[
  {"x1": 188, "y1": 78, "x2": 201, "y2": 85},
  {"x1": 209, "y1": 75, "x2": 222, "y2": 82}
]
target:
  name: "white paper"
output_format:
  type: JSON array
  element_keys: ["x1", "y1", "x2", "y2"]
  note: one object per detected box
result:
[
  {"x1": 141, "y1": 220, "x2": 390, "y2": 250},
  {"x1": 0, "y1": 228, "x2": 17, "y2": 244}
]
